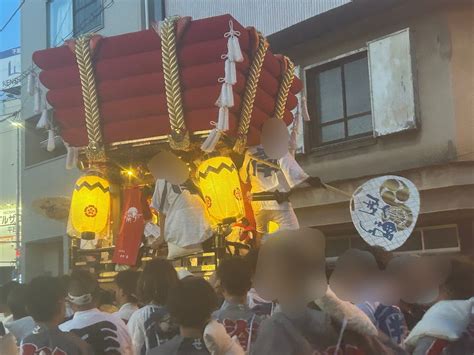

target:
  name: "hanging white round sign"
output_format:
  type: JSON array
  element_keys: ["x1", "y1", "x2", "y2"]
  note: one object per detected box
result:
[{"x1": 350, "y1": 175, "x2": 420, "y2": 251}]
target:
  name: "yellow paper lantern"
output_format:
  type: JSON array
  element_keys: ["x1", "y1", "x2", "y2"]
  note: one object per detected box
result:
[
  {"x1": 69, "y1": 173, "x2": 111, "y2": 239},
  {"x1": 197, "y1": 156, "x2": 245, "y2": 224},
  {"x1": 267, "y1": 221, "x2": 280, "y2": 234}
]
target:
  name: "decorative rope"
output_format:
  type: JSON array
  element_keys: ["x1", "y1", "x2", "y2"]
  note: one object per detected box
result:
[
  {"x1": 274, "y1": 56, "x2": 295, "y2": 120},
  {"x1": 233, "y1": 32, "x2": 268, "y2": 153},
  {"x1": 74, "y1": 35, "x2": 106, "y2": 162},
  {"x1": 160, "y1": 16, "x2": 190, "y2": 151}
]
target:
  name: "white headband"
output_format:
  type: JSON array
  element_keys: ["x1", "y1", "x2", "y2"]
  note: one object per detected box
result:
[{"x1": 67, "y1": 293, "x2": 93, "y2": 306}]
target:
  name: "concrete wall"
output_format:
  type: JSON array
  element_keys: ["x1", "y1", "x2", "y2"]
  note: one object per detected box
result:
[
  {"x1": 20, "y1": 0, "x2": 145, "y2": 279},
  {"x1": 165, "y1": 0, "x2": 350, "y2": 36},
  {"x1": 284, "y1": 6, "x2": 470, "y2": 185},
  {"x1": 446, "y1": 7, "x2": 474, "y2": 161}
]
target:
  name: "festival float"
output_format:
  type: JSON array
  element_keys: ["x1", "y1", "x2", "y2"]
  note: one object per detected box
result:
[{"x1": 31, "y1": 14, "x2": 311, "y2": 281}]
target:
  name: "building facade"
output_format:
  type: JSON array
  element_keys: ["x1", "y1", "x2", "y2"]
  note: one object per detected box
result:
[
  {"x1": 0, "y1": 42, "x2": 22, "y2": 283},
  {"x1": 268, "y1": 0, "x2": 473, "y2": 259}
]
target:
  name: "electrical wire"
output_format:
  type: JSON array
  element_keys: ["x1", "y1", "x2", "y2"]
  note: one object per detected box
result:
[{"x1": 0, "y1": 0, "x2": 25, "y2": 32}]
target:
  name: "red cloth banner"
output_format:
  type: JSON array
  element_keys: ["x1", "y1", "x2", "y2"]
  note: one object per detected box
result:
[{"x1": 112, "y1": 187, "x2": 147, "y2": 265}]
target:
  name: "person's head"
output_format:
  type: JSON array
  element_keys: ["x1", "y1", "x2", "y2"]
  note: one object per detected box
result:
[
  {"x1": 439, "y1": 256, "x2": 474, "y2": 300},
  {"x1": 7, "y1": 284, "x2": 29, "y2": 320},
  {"x1": 68, "y1": 269, "x2": 99, "y2": 311},
  {"x1": 363, "y1": 246, "x2": 394, "y2": 270},
  {"x1": 255, "y1": 228, "x2": 327, "y2": 310},
  {"x1": 167, "y1": 277, "x2": 218, "y2": 330},
  {"x1": 137, "y1": 259, "x2": 178, "y2": 305},
  {"x1": 0, "y1": 281, "x2": 19, "y2": 315},
  {"x1": 26, "y1": 276, "x2": 66, "y2": 325},
  {"x1": 115, "y1": 270, "x2": 139, "y2": 305},
  {"x1": 244, "y1": 248, "x2": 260, "y2": 280},
  {"x1": 216, "y1": 257, "x2": 252, "y2": 301}
]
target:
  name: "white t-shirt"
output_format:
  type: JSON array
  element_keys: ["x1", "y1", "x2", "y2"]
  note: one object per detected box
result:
[
  {"x1": 151, "y1": 179, "x2": 212, "y2": 247},
  {"x1": 59, "y1": 308, "x2": 132, "y2": 355},
  {"x1": 114, "y1": 303, "x2": 139, "y2": 323},
  {"x1": 240, "y1": 146, "x2": 309, "y2": 210},
  {"x1": 127, "y1": 304, "x2": 179, "y2": 355}
]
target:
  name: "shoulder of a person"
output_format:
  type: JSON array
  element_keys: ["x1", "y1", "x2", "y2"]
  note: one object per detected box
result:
[
  {"x1": 20, "y1": 331, "x2": 37, "y2": 344},
  {"x1": 101, "y1": 311, "x2": 128, "y2": 328},
  {"x1": 147, "y1": 335, "x2": 181, "y2": 355},
  {"x1": 58, "y1": 319, "x2": 73, "y2": 332}
]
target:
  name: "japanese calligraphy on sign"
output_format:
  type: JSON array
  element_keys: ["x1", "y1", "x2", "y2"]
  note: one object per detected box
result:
[
  {"x1": 350, "y1": 176, "x2": 420, "y2": 251},
  {"x1": 0, "y1": 208, "x2": 17, "y2": 237}
]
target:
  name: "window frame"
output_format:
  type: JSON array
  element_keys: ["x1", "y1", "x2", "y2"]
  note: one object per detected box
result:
[
  {"x1": 325, "y1": 224, "x2": 461, "y2": 263},
  {"x1": 73, "y1": 0, "x2": 105, "y2": 37},
  {"x1": 24, "y1": 114, "x2": 67, "y2": 168},
  {"x1": 47, "y1": 0, "x2": 104, "y2": 48},
  {"x1": 305, "y1": 50, "x2": 373, "y2": 149}
]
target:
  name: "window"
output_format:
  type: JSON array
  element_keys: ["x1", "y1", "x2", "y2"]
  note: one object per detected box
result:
[
  {"x1": 306, "y1": 52, "x2": 373, "y2": 147},
  {"x1": 25, "y1": 115, "x2": 67, "y2": 167},
  {"x1": 48, "y1": 0, "x2": 104, "y2": 48},
  {"x1": 305, "y1": 29, "x2": 417, "y2": 149},
  {"x1": 148, "y1": 0, "x2": 165, "y2": 24},
  {"x1": 325, "y1": 225, "x2": 460, "y2": 260}
]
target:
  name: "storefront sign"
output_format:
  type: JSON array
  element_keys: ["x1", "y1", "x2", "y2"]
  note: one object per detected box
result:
[{"x1": 0, "y1": 208, "x2": 17, "y2": 237}]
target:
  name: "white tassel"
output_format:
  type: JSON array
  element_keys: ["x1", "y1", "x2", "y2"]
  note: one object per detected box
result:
[
  {"x1": 217, "y1": 107, "x2": 229, "y2": 131},
  {"x1": 225, "y1": 21, "x2": 243, "y2": 63},
  {"x1": 301, "y1": 96, "x2": 311, "y2": 122},
  {"x1": 215, "y1": 82, "x2": 234, "y2": 107},
  {"x1": 36, "y1": 109, "x2": 49, "y2": 129},
  {"x1": 27, "y1": 72, "x2": 36, "y2": 96},
  {"x1": 228, "y1": 35, "x2": 243, "y2": 62},
  {"x1": 201, "y1": 128, "x2": 222, "y2": 153},
  {"x1": 224, "y1": 58, "x2": 237, "y2": 85},
  {"x1": 47, "y1": 130, "x2": 55, "y2": 152},
  {"x1": 65, "y1": 141, "x2": 79, "y2": 170},
  {"x1": 289, "y1": 118, "x2": 300, "y2": 157},
  {"x1": 34, "y1": 88, "x2": 41, "y2": 113}
]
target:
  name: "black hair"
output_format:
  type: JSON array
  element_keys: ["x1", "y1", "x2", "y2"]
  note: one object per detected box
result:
[
  {"x1": 217, "y1": 257, "x2": 252, "y2": 297},
  {"x1": 97, "y1": 288, "x2": 116, "y2": 307},
  {"x1": 115, "y1": 270, "x2": 139, "y2": 303},
  {"x1": 68, "y1": 269, "x2": 99, "y2": 299},
  {"x1": 137, "y1": 259, "x2": 178, "y2": 305},
  {"x1": 167, "y1": 277, "x2": 218, "y2": 328},
  {"x1": 0, "y1": 281, "x2": 19, "y2": 305},
  {"x1": 362, "y1": 246, "x2": 394, "y2": 270},
  {"x1": 7, "y1": 284, "x2": 29, "y2": 320},
  {"x1": 244, "y1": 248, "x2": 260, "y2": 276},
  {"x1": 26, "y1": 276, "x2": 66, "y2": 322}
]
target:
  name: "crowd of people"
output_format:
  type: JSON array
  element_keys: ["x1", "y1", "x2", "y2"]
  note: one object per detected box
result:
[{"x1": 0, "y1": 242, "x2": 472, "y2": 355}]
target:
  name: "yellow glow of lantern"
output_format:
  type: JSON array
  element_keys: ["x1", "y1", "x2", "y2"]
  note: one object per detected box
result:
[
  {"x1": 69, "y1": 174, "x2": 111, "y2": 238},
  {"x1": 197, "y1": 156, "x2": 245, "y2": 224},
  {"x1": 267, "y1": 221, "x2": 280, "y2": 234}
]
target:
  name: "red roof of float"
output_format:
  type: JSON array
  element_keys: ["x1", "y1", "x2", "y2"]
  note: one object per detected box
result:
[{"x1": 33, "y1": 14, "x2": 302, "y2": 148}]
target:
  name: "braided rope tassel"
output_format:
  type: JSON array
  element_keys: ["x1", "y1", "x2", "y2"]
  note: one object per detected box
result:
[
  {"x1": 160, "y1": 16, "x2": 190, "y2": 151},
  {"x1": 74, "y1": 35, "x2": 106, "y2": 162},
  {"x1": 233, "y1": 33, "x2": 268, "y2": 153},
  {"x1": 274, "y1": 56, "x2": 295, "y2": 120}
]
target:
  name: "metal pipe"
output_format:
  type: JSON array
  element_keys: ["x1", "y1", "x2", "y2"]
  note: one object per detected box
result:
[
  {"x1": 15, "y1": 125, "x2": 21, "y2": 281},
  {"x1": 144, "y1": 0, "x2": 150, "y2": 29}
]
